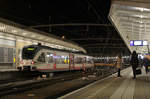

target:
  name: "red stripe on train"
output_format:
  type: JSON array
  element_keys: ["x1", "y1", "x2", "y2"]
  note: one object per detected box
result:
[{"x1": 37, "y1": 67, "x2": 83, "y2": 70}]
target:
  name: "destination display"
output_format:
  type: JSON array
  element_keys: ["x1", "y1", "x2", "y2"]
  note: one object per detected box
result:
[{"x1": 130, "y1": 40, "x2": 147, "y2": 46}]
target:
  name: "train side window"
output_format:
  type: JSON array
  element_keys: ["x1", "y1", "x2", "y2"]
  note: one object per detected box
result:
[
  {"x1": 38, "y1": 53, "x2": 45, "y2": 62},
  {"x1": 61, "y1": 56, "x2": 68, "y2": 64},
  {"x1": 46, "y1": 52, "x2": 53, "y2": 63},
  {"x1": 82, "y1": 58, "x2": 86, "y2": 63},
  {"x1": 66, "y1": 56, "x2": 69, "y2": 64},
  {"x1": 75, "y1": 57, "x2": 82, "y2": 64},
  {"x1": 55, "y1": 55, "x2": 61, "y2": 64},
  {"x1": 60, "y1": 56, "x2": 64, "y2": 64},
  {"x1": 87, "y1": 58, "x2": 92, "y2": 64}
]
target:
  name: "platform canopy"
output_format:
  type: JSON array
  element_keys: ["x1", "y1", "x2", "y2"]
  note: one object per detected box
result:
[
  {"x1": 109, "y1": 0, "x2": 150, "y2": 53},
  {"x1": 0, "y1": 18, "x2": 86, "y2": 53}
]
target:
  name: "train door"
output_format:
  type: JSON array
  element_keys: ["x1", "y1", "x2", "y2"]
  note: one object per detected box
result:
[
  {"x1": 36, "y1": 51, "x2": 53, "y2": 72},
  {"x1": 45, "y1": 52, "x2": 54, "y2": 70},
  {"x1": 69, "y1": 53, "x2": 74, "y2": 70},
  {"x1": 53, "y1": 52, "x2": 56, "y2": 69},
  {"x1": 37, "y1": 52, "x2": 47, "y2": 70}
]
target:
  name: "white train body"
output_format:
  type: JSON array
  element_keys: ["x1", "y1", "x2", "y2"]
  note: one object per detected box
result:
[{"x1": 18, "y1": 45, "x2": 94, "y2": 72}]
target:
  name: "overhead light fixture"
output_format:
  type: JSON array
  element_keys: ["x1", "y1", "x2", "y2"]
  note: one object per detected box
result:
[
  {"x1": 62, "y1": 35, "x2": 65, "y2": 39},
  {"x1": 22, "y1": 32, "x2": 27, "y2": 35},
  {"x1": 140, "y1": 8, "x2": 144, "y2": 12},
  {"x1": 140, "y1": 21, "x2": 143, "y2": 23},
  {"x1": 17, "y1": 39, "x2": 25, "y2": 42},
  {"x1": 140, "y1": 15, "x2": 143, "y2": 18},
  {"x1": 31, "y1": 35, "x2": 36, "y2": 37},
  {"x1": 139, "y1": 25, "x2": 143, "y2": 27},
  {"x1": 39, "y1": 37, "x2": 43, "y2": 39}
]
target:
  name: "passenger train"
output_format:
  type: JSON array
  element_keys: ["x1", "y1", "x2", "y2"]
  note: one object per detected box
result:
[{"x1": 17, "y1": 44, "x2": 94, "y2": 73}]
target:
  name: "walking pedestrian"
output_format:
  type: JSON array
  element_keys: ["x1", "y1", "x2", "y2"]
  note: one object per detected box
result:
[
  {"x1": 130, "y1": 51, "x2": 138, "y2": 79},
  {"x1": 143, "y1": 55, "x2": 150, "y2": 74}
]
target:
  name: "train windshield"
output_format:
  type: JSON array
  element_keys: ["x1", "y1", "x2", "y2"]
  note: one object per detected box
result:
[{"x1": 22, "y1": 47, "x2": 37, "y2": 59}]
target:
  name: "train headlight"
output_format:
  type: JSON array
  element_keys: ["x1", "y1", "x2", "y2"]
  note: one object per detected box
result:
[
  {"x1": 31, "y1": 60, "x2": 37, "y2": 64},
  {"x1": 31, "y1": 61, "x2": 34, "y2": 64}
]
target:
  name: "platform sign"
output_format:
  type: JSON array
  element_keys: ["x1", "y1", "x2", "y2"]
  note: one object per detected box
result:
[
  {"x1": 130, "y1": 40, "x2": 144, "y2": 46},
  {"x1": 143, "y1": 41, "x2": 148, "y2": 45},
  {"x1": 134, "y1": 40, "x2": 143, "y2": 46},
  {"x1": 130, "y1": 40, "x2": 134, "y2": 46}
]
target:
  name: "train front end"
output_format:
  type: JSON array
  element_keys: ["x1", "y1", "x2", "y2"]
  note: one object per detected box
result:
[{"x1": 18, "y1": 46, "x2": 37, "y2": 71}]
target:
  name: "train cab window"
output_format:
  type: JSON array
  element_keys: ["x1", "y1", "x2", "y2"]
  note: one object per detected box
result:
[
  {"x1": 38, "y1": 53, "x2": 45, "y2": 62},
  {"x1": 22, "y1": 47, "x2": 37, "y2": 59},
  {"x1": 46, "y1": 52, "x2": 53, "y2": 63}
]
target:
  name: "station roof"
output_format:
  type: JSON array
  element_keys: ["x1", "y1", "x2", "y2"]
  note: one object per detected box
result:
[
  {"x1": 109, "y1": 0, "x2": 150, "y2": 53},
  {"x1": 0, "y1": 0, "x2": 131, "y2": 56},
  {"x1": 0, "y1": 18, "x2": 86, "y2": 53}
]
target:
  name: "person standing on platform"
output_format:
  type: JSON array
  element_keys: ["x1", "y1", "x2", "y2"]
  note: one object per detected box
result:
[
  {"x1": 116, "y1": 53, "x2": 122, "y2": 77},
  {"x1": 143, "y1": 55, "x2": 150, "y2": 74},
  {"x1": 130, "y1": 51, "x2": 138, "y2": 79}
]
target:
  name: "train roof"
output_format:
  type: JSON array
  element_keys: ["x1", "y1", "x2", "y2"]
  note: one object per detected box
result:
[{"x1": 23, "y1": 44, "x2": 87, "y2": 56}]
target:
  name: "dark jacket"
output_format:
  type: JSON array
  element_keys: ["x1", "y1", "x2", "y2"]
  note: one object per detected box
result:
[
  {"x1": 143, "y1": 57, "x2": 150, "y2": 66},
  {"x1": 130, "y1": 53, "x2": 138, "y2": 68}
]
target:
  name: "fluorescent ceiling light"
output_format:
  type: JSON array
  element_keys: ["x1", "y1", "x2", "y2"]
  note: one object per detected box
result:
[
  {"x1": 31, "y1": 35, "x2": 36, "y2": 37},
  {"x1": 39, "y1": 37, "x2": 43, "y2": 39},
  {"x1": 140, "y1": 21, "x2": 143, "y2": 23},
  {"x1": 22, "y1": 32, "x2": 27, "y2": 35}
]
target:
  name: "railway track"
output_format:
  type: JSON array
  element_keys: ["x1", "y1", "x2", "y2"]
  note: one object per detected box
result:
[
  {"x1": 0, "y1": 66, "x2": 129, "y2": 98},
  {"x1": 0, "y1": 71, "x2": 84, "y2": 97}
]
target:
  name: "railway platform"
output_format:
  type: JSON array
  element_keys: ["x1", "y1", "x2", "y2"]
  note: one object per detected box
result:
[
  {"x1": 0, "y1": 68, "x2": 19, "y2": 80},
  {"x1": 0, "y1": 69, "x2": 18, "y2": 72},
  {"x1": 59, "y1": 67, "x2": 150, "y2": 99}
]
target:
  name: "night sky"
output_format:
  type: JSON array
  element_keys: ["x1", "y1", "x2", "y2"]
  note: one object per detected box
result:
[{"x1": 0, "y1": 0, "x2": 111, "y2": 25}]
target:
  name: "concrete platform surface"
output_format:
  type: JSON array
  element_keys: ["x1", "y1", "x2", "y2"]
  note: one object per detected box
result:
[
  {"x1": 0, "y1": 69, "x2": 18, "y2": 72},
  {"x1": 58, "y1": 67, "x2": 150, "y2": 99}
]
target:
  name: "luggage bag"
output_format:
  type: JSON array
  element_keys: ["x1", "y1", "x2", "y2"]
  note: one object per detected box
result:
[{"x1": 136, "y1": 68, "x2": 142, "y2": 75}]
